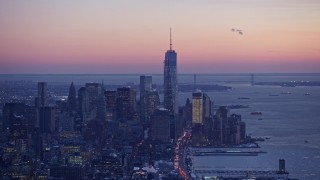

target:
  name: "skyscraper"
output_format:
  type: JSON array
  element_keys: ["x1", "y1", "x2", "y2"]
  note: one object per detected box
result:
[
  {"x1": 146, "y1": 91, "x2": 160, "y2": 116},
  {"x1": 96, "y1": 92, "x2": 106, "y2": 122},
  {"x1": 192, "y1": 91, "x2": 203, "y2": 124},
  {"x1": 77, "y1": 87, "x2": 86, "y2": 120},
  {"x1": 140, "y1": 75, "x2": 152, "y2": 123},
  {"x1": 150, "y1": 108, "x2": 171, "y2": 143},
  {"x1": 2, "y1": 103, "x2": 30, "y2": 155},
  {"x1": 116, "y1": 87, "x2": 136, "y2": 121},
  {"x1": 163, "y1": 29, "x2": 178, "y2": 115},
  {"x1": 203, "y1": 93, "x2": 214, "y2": 119},
  {"x1": 105, "y1": 90, "x2": 117, "y2": 121},
  {"x1": 39, "y1": 106, "x2": 56, "y2": 134},
  {"x1": 183, "y1": 98, "x2": 192, "y2": 128},
  {"x1": 192, "y1": 90, "x2": 213, "y2": 125},
  {"x1": 68, "y1": 82, "x2": 77, "y2": 113},
  {"x1": 83, "y1": 83, "x2": 102, "y2": 122},
  {"x1": 214, "y1": 106, "x2": 228, "y2": 145},
  {"x1": 2, "y1": 103, "x2": 27, "y2": 136},
  {"x1": 37, "y1": 82, "x2": 48, "y2": 107},
  {"x1": 36, "y1": 82, "x2": 48, "y2": 134}
]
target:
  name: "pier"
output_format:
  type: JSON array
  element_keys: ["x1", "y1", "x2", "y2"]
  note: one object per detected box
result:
[
  {"x1": 192, "y1": 150, "x2": 267, "y2": 156},
  {"x1": 195, "y1": 170, "x2": 289, "y2": 178}
]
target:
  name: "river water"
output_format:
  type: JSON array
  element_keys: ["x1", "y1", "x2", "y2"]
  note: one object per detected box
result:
[
  {"x1": 184, "y1": 84, "x2": 320, "y2": 180},
  {"x1": 179, "y1": 75, "x2": 320, "y2": 180}
]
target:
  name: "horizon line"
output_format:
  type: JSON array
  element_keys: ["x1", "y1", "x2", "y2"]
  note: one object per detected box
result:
[{"x1": 0, "y1": 72, "x2": 320, "y2": 76}]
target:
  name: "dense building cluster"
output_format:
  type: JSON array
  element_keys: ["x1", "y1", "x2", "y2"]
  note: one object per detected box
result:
[
  {"x1": 182, "y1": 91, "x2": 247, "y2": 147},
  {"x1": 0, "y1": 34, "x2": 253, "y2": 179},
  {"x1": 0, "y1": 77, "x2": 250, "y2": 179}
]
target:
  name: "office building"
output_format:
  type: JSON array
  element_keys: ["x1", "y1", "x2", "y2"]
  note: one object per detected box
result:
[
  {"x1": 146, "y1": 91, "x2": 160, "y2": 117},
  {"x1": 192, "y1": 91, "x2": 203, "y2": 124},
  {"x1": 163, "y1": 29, "x2": 178, "y2": 115},
  {"x1": 67, "y1": 82, "x2": 77, "y2": 113},
  {"x1": 192, "y1": 90, "x2": 213, "y2": 125},
  {"x1": 150, "y1": 108, "x2": 171, "y2": 142},
  {"x1": 37, "y1": 82, "x2": 48, "y2": 107},
  {"x1": 140, "y1": 75, "x2": 152, "y2": 123},
  {"x1": 213, "y1": 107, "x2": 246, "y2": 145},
  {"x1": 183, "y1": 98, "x2": 192, "y2": 128},
  {"x1": 83, "y1": 83, "x2": 103, "y2": 122},
  {"x1": 2, "y1": 103, "x2": 29, "y2": 140},
  {"x1": 96, "y1": 92, "x2": 106, "y2": 122},
  {"x1": 39, "y1": 106, "x2": 56, "y2": 134},
  {"x1": 105, "y1": 90, "x2": 117, "y2": 121},
  {"x1": 77, "y1": 87, "x2": 86, "y2": 119},
  {"x1": 116, "y1": 87, "x2": 136, "y2": 121},
  {"x1": 59, "y1": 111, "x2": 74, "y2": 131},
  {"x1": 2, "y1": 103, "x2": 26, "y2": 132},
  {"x1": 213, "y1": 106, "x2": 228, "y2": 145},
  {"x1": 203, "y1": 93, "x2": 213, "y2": 119}
]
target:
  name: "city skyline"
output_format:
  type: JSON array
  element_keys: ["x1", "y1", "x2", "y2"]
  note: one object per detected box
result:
[{"x1": 1, "y1": 0, "x2": 320, "y2": 74}]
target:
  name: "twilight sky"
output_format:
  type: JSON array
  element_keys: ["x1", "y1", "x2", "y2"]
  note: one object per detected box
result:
[{"x1": 0, "y1": 0, "x2": 320, "y2": 74}]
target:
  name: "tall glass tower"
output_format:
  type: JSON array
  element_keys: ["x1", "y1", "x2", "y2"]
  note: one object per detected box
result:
[
  {"x1": 140, "y1": 75, "x2": 152, "y2": 123},
  {"x1": 68, "y1": 82, "x2": 77, "y2": 113},
  {"x1": 164, "y1": 29, "x2": 178, "y2": 115},
  {"x1": 37, "y1": 82, "x2": 48, "y2": 107}
]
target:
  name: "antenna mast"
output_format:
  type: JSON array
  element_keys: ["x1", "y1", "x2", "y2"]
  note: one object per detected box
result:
[{"x1": 170, "y1": 28, "x2": 172, "y2": 50}]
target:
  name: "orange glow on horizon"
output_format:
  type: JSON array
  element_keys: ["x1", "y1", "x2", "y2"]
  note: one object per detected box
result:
[{"x1": 0, "y1": 0, "x2": 319, "y2": 73}]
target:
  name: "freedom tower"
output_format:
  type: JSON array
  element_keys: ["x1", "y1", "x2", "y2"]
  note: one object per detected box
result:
[{"x1": 164, "y1": 29, "x2": 178, "y2": 115}]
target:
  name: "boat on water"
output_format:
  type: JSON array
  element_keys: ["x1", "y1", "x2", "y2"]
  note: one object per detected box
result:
[
  {"x1": 255, "y1": 137, "x2": 265, "y2": 141},
  {"x1": 281, "y1": 84, "x2": 296, "y2": 87},
  {"x1": 304, "y1": 93, "x2": 311, "y2": 96},
  {"x1": 251, "y1": 112, "x2": 262, "y2": 115},
  {"x1": 280, "y1": 92, "x2": 291, "y2": 94},
  {"x1": 258, "y1": 118, "x2": 263, "y2": 120},
  {"x1": 228, "y1": 104, "x2": 250, "y2": 109},
  {"x1": 238, "y1": 97, "x2": 250, "y2": 100}
]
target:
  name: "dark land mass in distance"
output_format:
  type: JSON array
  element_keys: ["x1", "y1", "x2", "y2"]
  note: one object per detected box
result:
[
  {"x1": 254, "y1": 81, "x2": 320, "y2": 87},
  {"x1": 103, "y1": 84, "x2": 232, "y2": 93}
]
